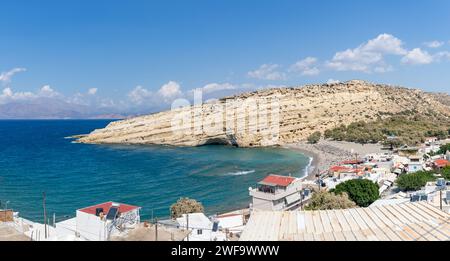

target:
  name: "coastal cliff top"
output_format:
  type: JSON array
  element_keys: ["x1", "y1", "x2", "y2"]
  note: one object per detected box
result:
[{"x1": 77, "y1": 80, "x2": 450, "y2": 147}]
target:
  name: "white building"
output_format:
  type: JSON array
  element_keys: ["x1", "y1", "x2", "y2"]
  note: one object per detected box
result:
[
  {"x1": 424, "y1": 137, "x2": 438, "y2": 145},
  {"x1": 13, "y1": 201, "x2": 141, "y2": 241},
  {"x1": 421, "y1": 145, "x2": 441, "y2": 154},
  {"x1": 249, "y1": 174, "x2": 305, "y2": 211},
  {"x1": 176, "y1": 213, "x2": 227, "y2": 241},
  {"x1": 215, "y1": 213, "x2": 245, "y2": 234},
  {"x1": 407, "y1": 155, "x2": 424, "y2": 173},
  {"x1": 365, "y1": 153, "x2": 392, "y2": 162},
  {"x1": 74, "y1": 202, "x2": 141, "y2": 241}
]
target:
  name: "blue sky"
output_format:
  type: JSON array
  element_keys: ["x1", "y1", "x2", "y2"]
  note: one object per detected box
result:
[{"x1": 1, "y1": 0, "x2": 449, "y2": 114}]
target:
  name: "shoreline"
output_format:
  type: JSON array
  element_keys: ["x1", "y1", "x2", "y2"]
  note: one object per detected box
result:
[{"x1": 284, "y1": 140, "x2": 385, "y2": 181}]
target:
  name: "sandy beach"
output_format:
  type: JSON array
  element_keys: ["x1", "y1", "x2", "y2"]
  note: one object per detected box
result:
[{"x1": 284, "y1": 140, "x2": 385, "y2": 181}]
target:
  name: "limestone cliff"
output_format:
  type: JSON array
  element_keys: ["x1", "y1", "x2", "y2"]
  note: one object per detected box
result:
[{"x1": 77, "y1": 80, "x2": 450, "y2": 147}]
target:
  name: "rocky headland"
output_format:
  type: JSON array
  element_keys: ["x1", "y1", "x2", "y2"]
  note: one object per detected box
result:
[{"x1": 76, "y1": 80, "x2": 450, "y2": 147}]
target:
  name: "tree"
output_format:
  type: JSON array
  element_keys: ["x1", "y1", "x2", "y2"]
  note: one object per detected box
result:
[
  {"x1": 438, "y1": 143, "x2": 450, "y2": 154},
  {"x1": 441, "y1": 166, "x2": 450, "y2": 180},
  {"x1": 305, "y1": 191, "x2": 356, "y2": 210},
  {"x1": 307, "y1": 131, "x2": 321, "y2": 144},
  {"x1": 170, "y1": 197, "x2": 204, "y2": 219},
  {"x1": 396, "y1": 171, "x2": 436, "y2": 191},
  {"x1": 334, "y1": 179, "x2": 379, "y2": 207}
]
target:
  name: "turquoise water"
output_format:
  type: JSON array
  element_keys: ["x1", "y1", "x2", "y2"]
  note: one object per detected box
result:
[{"x1": 0, "y1": 120, "x2": 309, "y2": 222}]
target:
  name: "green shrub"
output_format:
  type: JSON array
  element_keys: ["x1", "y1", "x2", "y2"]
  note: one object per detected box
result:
[
  {"x1": 334, "y1": 179, "x2": 380, "y2": 207},
  {"x1": 396, "y1": 171, "x2": 436, "y2": 192},
  {"x1": 439, "y1": 166, "x2": 450, "y2": 180},
  {"x1": 170, "y1": 197, "x2": 204, "y2": 219},
  {"x1": 307, "y1": 131, "x2": 321, "y2": 144},
  {"x1": 305, "y1": 191, "x2": 356, "y2": 210},
  {"x1": 438, "y1": 143, "x2": 450, "y2": 154}
]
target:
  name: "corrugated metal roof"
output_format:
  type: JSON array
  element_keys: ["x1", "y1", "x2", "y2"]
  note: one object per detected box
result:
[{"x1": 240, "y1": 202, "x2": 449, "y2": 241}]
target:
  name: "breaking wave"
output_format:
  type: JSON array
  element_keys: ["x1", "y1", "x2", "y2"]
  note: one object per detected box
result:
[{"x1": 225, "y1": 170, "x2": 256, "y2": 176}]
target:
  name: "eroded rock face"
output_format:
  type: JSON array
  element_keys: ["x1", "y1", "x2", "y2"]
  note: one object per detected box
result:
[{"x1": 77, "y1": 80, "x2": 450, "y2": 147}]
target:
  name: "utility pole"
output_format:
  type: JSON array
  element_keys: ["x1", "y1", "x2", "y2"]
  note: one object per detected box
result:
[
  {"x1": 440, "y1": 190, "x2": 443, "y2": 210},
  {"x1": 316, "y1": 169, "x2": 321, "y2": 191},
  {"x1": 300, "y1": 191, "x2": 304, "y2": 210},
  {"x1": 43, "y1": 192, "x2": 47, "y2": 239},
  {"x1": 155, "y1": 217, "x2": 158, "y2": 241},
  {"x1": 186, "y1": 213, "x2": 189, "y2": 242}
]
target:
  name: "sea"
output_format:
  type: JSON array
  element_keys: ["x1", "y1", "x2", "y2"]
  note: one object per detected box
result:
[{"x1": 0, "y1": 120, "x2": 310, "y2": 222}]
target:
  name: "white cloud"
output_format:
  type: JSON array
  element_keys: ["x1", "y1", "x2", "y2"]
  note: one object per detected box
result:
[
  {"x1": 326, "y1": 79, "x2": 341, "y2": 84},
  {"x1": 197, "y1": 83, "x2": 236, "y2": 94},
  {"x1": 127, "y1": 81, "x2": 182, "y2": 105},
  {"x1": 424, "y1": 41, "x2": 444, "y2": 48},
  {"x1": 0, "y1": 87, "x2": 36, "y2": 104},
  {"x1": 0, "y1": 68, "x2": 27, "y2": 85},
  {"x1": 248, "y1": 64, "x2": 286, "y2": 80},
  {"x1": 374, "y1": 65, "x2": 394, "y2": 73},
  {"x1": 98, "y1": 98, "x2": 116, "y2": 108},
  {"x1": 301, "y1": 67, "x2": 320, "y2": 76},
  {"x1": 2, "y1": 88, "x2": 12, "y2": 97},
  {"x1": 434, "y1": 51, "x2": 450, "y2": 62},
  {"x1": 67, "y1": 92, "x2": 87, "y2": 106},
  {"x1": 128, "y1": 86, "x2": 153, "y2": 104},
  {"x1": 401, "y1": 48, "x2": 433, "y2": 65},
  {"x1": 363, "y1": 34, "x2": 407, "y2": 55},
  {"x1": 0, "y1": 85, "x2": 65, "y2": 104},
  {"x1": 157, "y1": 81, "x2": 182, "y2": 99},
  {"x1": 289, "y1": 57, "x2": 320, "y2": 76},
  {"x1": 38, "y1": 85, "x2": 60, "y2": 98},
  {"x1": 88, "y1": 88, "x2": 98, "y2": 95},
  {"x1": 326, "y1": 34, "x2": 406, "y2": 73},
  {"x1": 261, "y1": 84, "x2": 287, "y2": 89}
]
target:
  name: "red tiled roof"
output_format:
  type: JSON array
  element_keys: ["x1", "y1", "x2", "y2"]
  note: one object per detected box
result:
[
  {"x1": 340, "y1": 159, "x2": 364, "y2": 165},
  {"x1": 351, "y1": 168, "x2": 365, "y2": 175},
  {"x1": 260, "y1": 175, "x2": 296, "y2": 187},
  {"x1": 434, "y1": 159, "x2": 450, "y2": 167},
  {"x1": 78, "y1": 202, "x2": 139, "y2": 215},
  {"x1": 329, "y1": 166, "x2": 352, "y2": 172},
  {"x1": 329, "y1": 166, "x2": 365, "y2": 175}
]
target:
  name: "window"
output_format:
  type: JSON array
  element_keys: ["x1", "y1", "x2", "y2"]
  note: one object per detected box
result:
[{"x1": 197, "y1": 229, "x2": 203, "y2": 235}]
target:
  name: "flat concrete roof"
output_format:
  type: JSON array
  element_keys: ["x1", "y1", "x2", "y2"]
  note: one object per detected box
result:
[
  {"x1": 110, "y1": 223, "x2": 190, "y2": 241},
  {"x1": 0, "y1": 223, "x2": 29, "y2": 241}
]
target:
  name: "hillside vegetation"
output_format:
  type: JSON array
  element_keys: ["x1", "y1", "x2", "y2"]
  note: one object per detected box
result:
[{"x1": 324, "y1": 112, "x2": 450, "y2": 146}]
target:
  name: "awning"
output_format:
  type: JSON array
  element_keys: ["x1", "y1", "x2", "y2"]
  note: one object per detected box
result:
[{"x1": 285, "y1": 193, "x2": 301, "y2": 205}]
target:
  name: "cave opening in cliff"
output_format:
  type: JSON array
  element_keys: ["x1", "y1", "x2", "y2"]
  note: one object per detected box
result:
[{"x1": 202, "y1": 137, "x2": 238, "y2": 147}]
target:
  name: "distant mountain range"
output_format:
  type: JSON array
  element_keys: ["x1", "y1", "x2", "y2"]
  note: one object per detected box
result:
[{"x1": 0, "y1": 98, "x2": 125, "y2": 119}]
